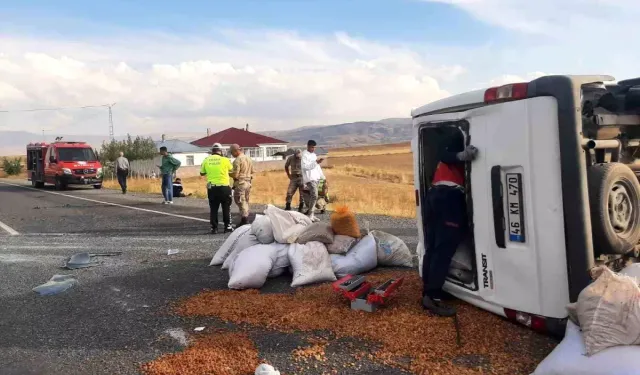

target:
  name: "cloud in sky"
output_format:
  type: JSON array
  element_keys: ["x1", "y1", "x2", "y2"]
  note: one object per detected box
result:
[
  {"x1": 0, "y1": 30, "x2": 459, "y2": 135},
  {"x1": 0, "y1": 1, "x2": 637, "y2": 136}
]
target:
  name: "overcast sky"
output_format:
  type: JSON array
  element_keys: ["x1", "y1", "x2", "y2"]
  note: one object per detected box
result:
[{"x1": 0, "y1": 0, "x2": 636, "y2": 136}]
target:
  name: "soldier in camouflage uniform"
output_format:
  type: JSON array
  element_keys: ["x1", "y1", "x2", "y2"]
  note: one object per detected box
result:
[
  {"x1": 284, "y1": 149, "x2": 304, "y2": 212},
  {"x1": 230, "y1": 144, "x2": 255, "y2": 226}
]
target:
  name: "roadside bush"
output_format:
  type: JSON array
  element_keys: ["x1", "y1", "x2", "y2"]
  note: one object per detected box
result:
[{"x1": 2, "y1": 157, "x2": 23, "y2": 176}]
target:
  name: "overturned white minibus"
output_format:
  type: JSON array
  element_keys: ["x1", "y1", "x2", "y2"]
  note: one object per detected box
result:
[{"x1": 412, "y1": 75, "x2": 640, "y2": 335}]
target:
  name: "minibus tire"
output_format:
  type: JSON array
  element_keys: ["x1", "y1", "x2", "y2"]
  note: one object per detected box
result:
[{"x1": 587, "y1": 163, "x2": 640, "y2": 255}]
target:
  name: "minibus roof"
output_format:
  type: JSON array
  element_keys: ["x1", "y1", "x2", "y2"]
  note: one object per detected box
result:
[{"x1": 411, "y1": 75, "x2": 616, "y2": 119}]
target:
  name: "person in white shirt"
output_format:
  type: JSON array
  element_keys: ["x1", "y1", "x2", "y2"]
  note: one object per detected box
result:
[{"x1": 301, "y1": 139, "x2": 325, "y2": 222}]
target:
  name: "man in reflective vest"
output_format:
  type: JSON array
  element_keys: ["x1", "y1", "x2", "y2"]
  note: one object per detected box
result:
[
  {"x1": 201, "y1": 143, "x2": 234, "y2": 234},
  {"x1": 422, "y1": 131, "x2": 478, "y2": 317}
]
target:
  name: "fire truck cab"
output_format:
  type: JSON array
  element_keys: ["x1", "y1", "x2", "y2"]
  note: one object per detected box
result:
[
  {"x1": 27, "y1": 141, "x2": 103, "y2": 190},
  {"x1": 412, "y1": 75, "x2": 640, "y2": 336}
]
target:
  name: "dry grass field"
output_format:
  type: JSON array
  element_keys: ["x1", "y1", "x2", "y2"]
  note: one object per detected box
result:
[{"x1": 104, "y1": 143, "x2": 416, "y2": 218}]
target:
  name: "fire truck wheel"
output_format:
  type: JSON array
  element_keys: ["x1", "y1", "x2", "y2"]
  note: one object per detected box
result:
[
  {"x1": 54, "y1": 177, "x2": 67, "y2": 191},
  {"x1": 588, "y1": 162, "x2": 640, "y2": 255},
  {"x1": 93, "y1": 184, "x2": 102, "y2": 189}
]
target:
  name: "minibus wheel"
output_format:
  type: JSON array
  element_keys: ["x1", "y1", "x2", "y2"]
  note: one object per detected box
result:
[{"x1": 588, "y1": 163, "x2": 640, "y2": 255}]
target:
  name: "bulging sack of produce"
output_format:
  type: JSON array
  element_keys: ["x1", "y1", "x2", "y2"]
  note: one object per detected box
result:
[
  {"x1": 330, "y1": 205, "x2": 361, "y2": 238},
  {"x1": 330, "y1": 233, "x2": 377, "y2": 278},
  {"x1": 265, "y1": 204, "x2": 312, "y2": 243},
  {"x1": 222, "y1": 232, "x2": 260, "y2": 270},
  {"x1": 532, "y1": 320, "x2": 640, "y2": 375},
  {"x1": 228, "y1": 244, "x2": 279, "y2": 290},
  {"x1": 252, "y1": 215, "x2": 275, "y2": 244},
  {"x1": 574, "y1": 266, "x2": 640, "y2": 356},
  {"x1": 288, "y1": 241, "x2": 336, "y2": 287},
  {"x1": 210, "y1": 224, "x2": 252, "y2": 266},
  {"x1": 370, "y1": 230, "x2": 413, "y2": 268},
  {"x1": 327, "y1": 235, "x2": 357, "y2": 255},
  {"x1": 267, "y1": 243, "x2": 291, "y2": 278},
  {"x1": 255, "y1": 364, "x2": 280, "y2": 375},
  {"x1": 296, "y1": 222, "x2": 334, "y2": 244}
]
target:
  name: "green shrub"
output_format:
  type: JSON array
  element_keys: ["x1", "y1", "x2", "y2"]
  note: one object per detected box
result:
[{"x1": 2, "y1": 157, "x2": 23, "y2": 176}]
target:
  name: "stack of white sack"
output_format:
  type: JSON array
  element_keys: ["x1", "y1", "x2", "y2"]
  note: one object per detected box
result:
[
  {"x1": 209, "y1": 205, "x2": 415, "y2": 290},
  {"x1": 532, "y1": 265, "x2": 640, "y2": 375}
]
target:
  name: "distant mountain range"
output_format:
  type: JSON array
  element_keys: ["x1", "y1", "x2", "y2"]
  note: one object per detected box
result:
[
  {"x1": 263, "y1": 118, "x2": 412, "y2": 147},
  {"x1": 0, "y1": 118, "x2": 412, "y2": 156}
]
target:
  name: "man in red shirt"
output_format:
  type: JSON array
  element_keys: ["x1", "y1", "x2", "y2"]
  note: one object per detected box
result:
[{"x1": 422, "y1": 130, "x2": 478, "y2": 317}]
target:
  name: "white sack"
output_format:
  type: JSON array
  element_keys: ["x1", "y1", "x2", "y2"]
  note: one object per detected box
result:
[
  {"x1": 267, "y1": 243, "x2": 291, "y2": 278},
  {"x1": 327, "y1": 235, "x2": 357, "y2": 255},
  {"x1": 288, "y1": 241, "x2": 336, "y2": 287},
  {"x1": 370, "y1": 230, "x2": 413, "y2": 267},
  {"x1": 228, "y1": 244, "x2": 278, "y2": 290},
  {"x1": 330, "y1": 233, "x2": 377, "y2": 278},
  {"x1": 532, "y1": 320, "x2": 640, "y2": 375},
  {"x1": 574, "y1": 266, "x2": 640, "y2": 356},
  {"x1": 450, "y1": 237, "x2": 474, "y2": 271},
  {"x1": 621, "y1": 263, "x2": 640, "y2": 282},
  {"x1": 222, "y1": 232, "x2": 260, "y2": 270},
  {"x1": 265, "y1": 204, "x2": 312, "y2": 244},
  {"x1": 210, "y1": 225, "x2": 252, "y2": 266},
  {"x1": 252, "y1": 215, "x2": 275, "y2": 244},
  {"x1": 255, "y1": 364, "x2": 281, "y2": 375}
]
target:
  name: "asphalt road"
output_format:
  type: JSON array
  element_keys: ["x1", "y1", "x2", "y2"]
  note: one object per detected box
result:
[{"x1": 0, "y1": 178, "x2": 418, "y2": 375}]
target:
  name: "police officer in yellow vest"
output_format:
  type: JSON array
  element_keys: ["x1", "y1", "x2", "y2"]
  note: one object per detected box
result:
[{"x1": 200, "y1": 143, "x2": 234, "y2": 234}]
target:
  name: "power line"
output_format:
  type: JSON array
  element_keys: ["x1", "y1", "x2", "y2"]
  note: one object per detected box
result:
[
  {"x1": 0, "y1": 103, "x2": 112, "y2": 113},
  {"x1": 0, "y1": 102, "x2": 118, "y2": 139}
]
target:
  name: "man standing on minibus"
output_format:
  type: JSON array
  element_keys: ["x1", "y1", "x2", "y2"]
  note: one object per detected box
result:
[{"x1": 422, "y1": 131, "x2": 478, "y2": 317}]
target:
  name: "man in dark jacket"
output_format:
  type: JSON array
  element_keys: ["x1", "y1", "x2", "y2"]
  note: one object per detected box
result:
[{"x1": 422, "y1": 130, "x2": 478, "y2": 317}]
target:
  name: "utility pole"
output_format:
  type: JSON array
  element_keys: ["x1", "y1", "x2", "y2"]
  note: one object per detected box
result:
[{"x1": 108, "y1": 103, "x2": 117, "y2": 140}]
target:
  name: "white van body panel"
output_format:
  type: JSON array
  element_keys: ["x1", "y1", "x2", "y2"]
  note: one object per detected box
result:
[{"x1": 413, "y1": 96, "x2": 570, "y2": 320}]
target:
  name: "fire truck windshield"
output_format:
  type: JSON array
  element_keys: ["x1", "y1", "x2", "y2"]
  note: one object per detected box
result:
[{"x1": 57, "y1": 148, "x2": 98, "y2": 162}]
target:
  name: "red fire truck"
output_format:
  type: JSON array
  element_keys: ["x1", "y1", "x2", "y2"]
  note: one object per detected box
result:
[{"x1": 27, "y1": 141, "x2": 103, "y2": 190}]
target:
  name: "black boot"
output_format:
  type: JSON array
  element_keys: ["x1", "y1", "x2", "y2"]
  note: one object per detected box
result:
[
  {"x1": 298, "y1": 202, "x2": 304, "y2": 212},
  {"x1": 285, "y1": 203, "x2": 291, "y2": 211},
  {"x1": 211, "y1": 227, "x2": 218, "y2": 234},
  {"x1": 422, "y1": 296, "x2": 456, "y2": 317},
  {"x1": 239, "y1": 217, "x2": 249, "y2": 226}
]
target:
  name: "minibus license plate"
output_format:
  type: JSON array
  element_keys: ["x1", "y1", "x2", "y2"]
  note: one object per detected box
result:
[{"x1": 506, "y1": 173, "x2": 525, "y2": 243}]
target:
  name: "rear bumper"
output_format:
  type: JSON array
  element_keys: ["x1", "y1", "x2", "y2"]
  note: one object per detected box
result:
[{"x1": 60, "y1": 175, "x2": 103, "y2": 185}]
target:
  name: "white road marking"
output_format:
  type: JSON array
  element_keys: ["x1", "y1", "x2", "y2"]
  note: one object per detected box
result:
[
  {"x1": 0, "y1": 181, "x2": 209, "y2": 223},
  {"x1": 0, "y1": 219, "x2": 19, "y2": 236}
]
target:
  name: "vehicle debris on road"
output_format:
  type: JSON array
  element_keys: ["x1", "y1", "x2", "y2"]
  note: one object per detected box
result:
[
  {"x1": 32, "y1": 274, "x2": 78, "y2": 296},
  {"x1": 64, "y1": 251, "x2": 122, "y2": 269}
]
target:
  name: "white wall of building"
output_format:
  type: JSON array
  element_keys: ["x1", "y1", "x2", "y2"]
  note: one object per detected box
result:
[
  {"x1": 154, "y1": 152, "x2": 210, "y2": 167},
  {"x1": 219, "y1": 144, "x2": 287, "y2": 162}
]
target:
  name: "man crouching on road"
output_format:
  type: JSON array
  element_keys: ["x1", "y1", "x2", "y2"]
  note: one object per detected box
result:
[
  {"x1": 201, "y1": 143, "x2": 234, "y2": 234},
  {"x1": 230, "y1": 144, "x2": 255, "y2": 226},
  {"x1": 301, "y1": 140, "x2": 325, "y2": 222},
  {"x1": 422, "y1": 130, "x2": 478, "y2": 317}
]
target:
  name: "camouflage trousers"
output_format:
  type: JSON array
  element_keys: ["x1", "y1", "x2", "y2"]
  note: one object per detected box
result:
[
  {"x1": 233, "y1": 181, "x2": 251, "y2": 218},
  {"x1": 286, "y1": 175, "x2": 304, "y2": 204},
  {"x1": 301, "y1": 191, "x2": 327, "y2": 211}
]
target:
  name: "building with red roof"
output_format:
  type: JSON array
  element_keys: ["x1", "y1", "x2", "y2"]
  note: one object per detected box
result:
[{"x1": 191, "y1": 124, "x2": 289, "y2": 161}]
